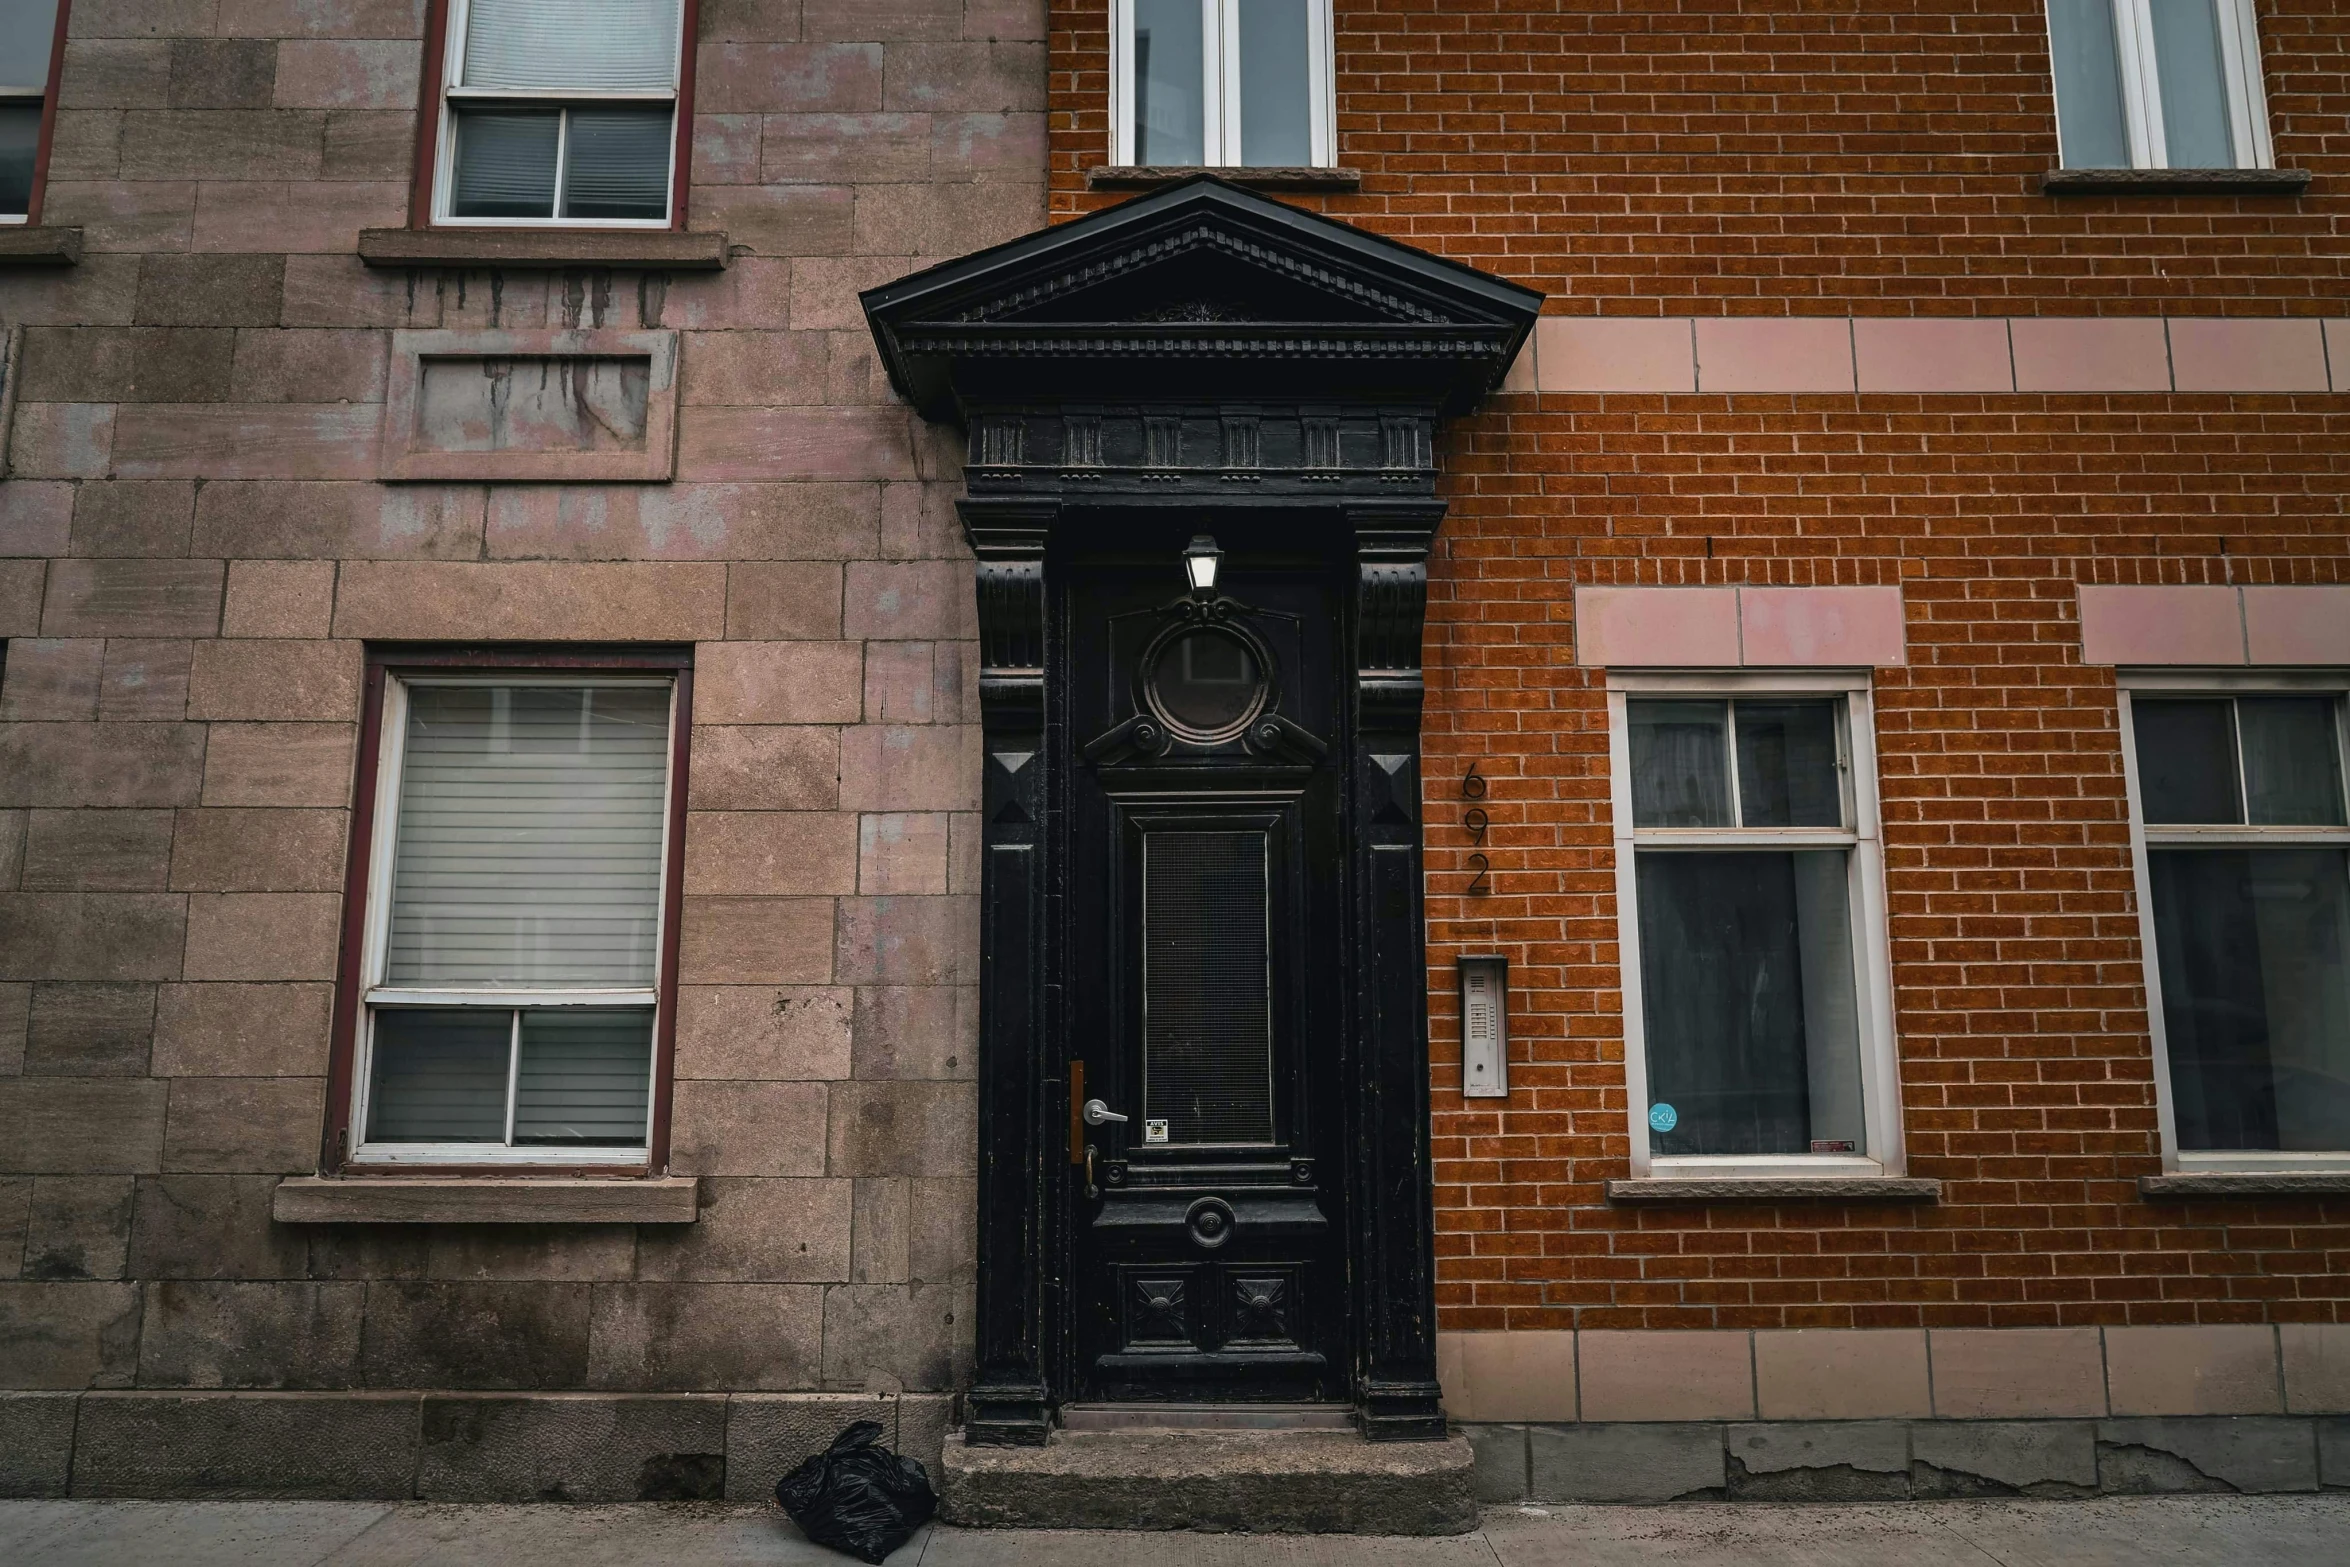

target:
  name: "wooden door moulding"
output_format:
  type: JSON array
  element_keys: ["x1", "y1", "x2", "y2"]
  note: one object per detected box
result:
[{"x1": 867, "y1": 177, "x2": 1540, "y2": 1449}]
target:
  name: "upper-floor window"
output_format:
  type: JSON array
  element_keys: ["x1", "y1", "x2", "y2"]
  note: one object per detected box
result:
[
  {"x1": 1113, "y1": 0, "x2": 1335, "y2": 169},
  {"x1": 1, "y1": 0, "x2": 65, "y2": 223},
  {"x1": 2122, "y1": 682, "x2": 2350, "y2": 1168},
  {"x1": 330, "y1": 652, "x2": 689, "y2": 1169},
  {"x1": 1608, "y1": 676, "x2": 1904, "y2": 1179},
  {"x1": 429, "y1": 0, "x2": 688, "y2": 227},
  {"x1": 2046, "y1": 0, "x2": 2273, "y2": 170}
]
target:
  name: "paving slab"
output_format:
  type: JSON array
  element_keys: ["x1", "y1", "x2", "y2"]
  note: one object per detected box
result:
[
  {"x1": 2, "y1": 1495, "x2": 2349, "y2": 1567},
  {"x1": 0, "y1": 1501, "x2": 395, "y2": 1567}
]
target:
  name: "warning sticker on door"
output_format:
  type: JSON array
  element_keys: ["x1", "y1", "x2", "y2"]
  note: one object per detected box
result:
[{"x1": 1144, "y1": 1119, "x2": 1169, "y2": 1144}]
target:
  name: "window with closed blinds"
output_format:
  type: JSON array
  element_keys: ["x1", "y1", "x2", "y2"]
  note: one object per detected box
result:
[
  {"x1": 462, "y1": 0, "x2": 679, "y2": 91},
  {"x1": 389, "y1": 684, "x2": 669, "y2": 987},
  {"x1": 436, "y1": 0, "x2": 683, "y2": 223},
  {"x1": 355, "y1": 676, "x2": 675, "y2": 1162}
]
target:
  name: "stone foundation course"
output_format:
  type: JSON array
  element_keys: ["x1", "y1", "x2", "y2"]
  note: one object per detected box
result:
[
  {"x1": 1468, "y1": 1417, "x2": 2350, "y2": 1503},
  {"x1": 0, "y1": 1390, "x2": 952, "y2": 1503}
]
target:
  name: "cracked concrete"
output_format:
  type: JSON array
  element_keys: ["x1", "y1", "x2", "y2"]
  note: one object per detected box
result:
[{"x1": 5, "y1": 1496, "x2": 2350, "y2": 1565}]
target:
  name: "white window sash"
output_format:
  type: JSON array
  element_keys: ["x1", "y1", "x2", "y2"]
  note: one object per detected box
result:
[
  {"x1": 1607, "y1": 671, "x2": 1904, "y2": 1180},
  {"x1": 2065, "y1": 0, "x2": 2273, "y2": 171},
  {"x1": 2117, "y1": 678, "x2": 2350, "y2": 1173},
  {"x1": 348, "y1": 670, "x2": 677, "y2": 1167},
  {"x1": 1111, "y1": 0, "x2": 1335, "y2": 168},
  {"x1": 431, "y1": 0, "x2": 684, "y2": 228}
]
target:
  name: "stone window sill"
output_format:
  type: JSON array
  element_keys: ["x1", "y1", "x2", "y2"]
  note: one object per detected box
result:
[
  {"x1": 1087, "y1": 166, "x2": 1362, "y2": 193},
  {"x1": 0, "y1": 227, "x2": 83, "y2": 265},
  {"x1": 272, "y1": 1175, "x2": 699, "y2": 1224},
  {"x1": 1606, "y1": 1176, "x2": 1941, "y2": 1204},
  {"x1": 357, "y1": 228, "x2": 731, "y2": 271},
  {"x1": 2138, "y1": 1170, "x2": 2350, "y2": 1199},
  {"x1": 2041, "y1": 167, "x2": 2311, "y2": 197}
]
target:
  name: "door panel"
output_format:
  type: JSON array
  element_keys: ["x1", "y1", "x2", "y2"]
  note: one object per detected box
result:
[{"x1": 1065, "y1": 540, "x2": 1349, "y2": 1404}]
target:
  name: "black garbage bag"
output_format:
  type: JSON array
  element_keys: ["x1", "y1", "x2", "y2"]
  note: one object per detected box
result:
[{"x1": 774, "y1": 1420, "x2": 938, "y2": 1564}]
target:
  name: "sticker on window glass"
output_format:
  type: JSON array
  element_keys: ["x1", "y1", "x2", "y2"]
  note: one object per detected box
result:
[
  {"x1": 1810, "y1": 1139, "x2": 1858, "y2": 1154},
  {"x1": 1144, "y1": 1119, "x2": 1170, "y2": 1144},
  {"x1": 1647, "y1": 1103, "x2": 1677, "y2": 1133}
]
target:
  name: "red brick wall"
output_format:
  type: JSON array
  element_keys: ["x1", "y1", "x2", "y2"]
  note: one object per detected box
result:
[{"x1": 1054, "y1": 1, "x2": 2350, "y2": 1329}]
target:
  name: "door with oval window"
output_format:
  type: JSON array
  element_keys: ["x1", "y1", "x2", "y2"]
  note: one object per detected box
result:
[{"x1": 1064, "y1": 524, "x2": 1351, "y2": 1404}]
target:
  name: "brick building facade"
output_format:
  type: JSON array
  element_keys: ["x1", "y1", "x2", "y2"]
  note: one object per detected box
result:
[{"x1": 0, "y1": 0, "x2": 2346, "y2": 1518}]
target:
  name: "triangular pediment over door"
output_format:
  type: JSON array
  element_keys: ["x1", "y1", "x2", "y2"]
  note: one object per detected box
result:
[{"x1": 862, "y1": 176, "x2": 1541, "y2": 417}]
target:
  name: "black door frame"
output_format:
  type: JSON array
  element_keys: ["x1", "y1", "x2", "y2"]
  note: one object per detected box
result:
[{"x1": 860, "y1": 179, "x2": 1540, "y2": 1446}]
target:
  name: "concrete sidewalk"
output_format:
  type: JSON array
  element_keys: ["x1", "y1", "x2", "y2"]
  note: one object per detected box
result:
[{"x1": 4, "y1": 1496, "x2": 2348, "y2": 1565}]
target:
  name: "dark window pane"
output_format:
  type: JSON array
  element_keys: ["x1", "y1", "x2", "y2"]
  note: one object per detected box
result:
[
  {"x1": 367, "y1": 1008, "x2": 511, "y2": 1142},
  {"x1": 561, "y1": 106, "x2": 672, "y2": 221},
  {"x1": 1150, "y1": 628, "x2": 1262, "y2": 737},
  {"x1": 2152, "y1": 847, "x2": 2350, "y2": 1151},
  {"x1": 1735, "y1": 700, "x2": 1843, "y2": 828},
  {"x1": 1636, "y1": 849, "x2": 1864, "y2": 1157},
  {"x1": 2048, "y1": 0, "x2": 2130, "y2": 168},
  {"x1": 2134, "y1": 698, "x2": 2242, "y2": 824},
  {"x1": 2238, "y1": 697, "x2": 2345, "y2": 827},
  {"x1": 1237, "y1": 0, "x2": 1313, "y2": 167},
  {"x1": 2149, "y1": 0, "x2": 2237, "y2": 169},
  {"x1": 450, "y1": 107, "x2": 559, "y2": 218},
  {"x1": 1133, "y1": 0, "x2": 1205, "y2": 165},
  {"x1": 514, "y1": 1008, "x2": 652, "y2": 1145},
  {"x1": 0, "y1": 102, "x2": 39, "y2": 219},
  {"x1": 1628, "y1": 700, "x2": 1731, "y2": 828},
  {"x1": 1144, "y1": 828, "x2": 1274, "y2": 1145}
]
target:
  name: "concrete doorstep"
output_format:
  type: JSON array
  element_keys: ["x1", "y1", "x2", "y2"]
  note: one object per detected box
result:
[{"x1": 4, "y1": 1496, "x2": 2350, "y2": 1565}]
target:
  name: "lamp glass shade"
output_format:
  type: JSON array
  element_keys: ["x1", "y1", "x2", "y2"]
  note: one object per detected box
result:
[{"x1": 1183, "y1": 535, "x2": 1222, "y2": 595}]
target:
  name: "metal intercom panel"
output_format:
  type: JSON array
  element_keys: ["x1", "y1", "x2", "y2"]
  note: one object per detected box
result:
[{"x1": 1458, "y1": 954, "x2": 1509, "y2": 1098}]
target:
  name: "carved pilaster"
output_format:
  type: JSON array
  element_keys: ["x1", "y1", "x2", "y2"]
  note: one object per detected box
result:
[
  {"x1": 959, "y1": 495, "x2": 1056, "y2": 1447},
  {"x1": 1345, "y1": 499, "x2": 1448, "y2": 1441}
]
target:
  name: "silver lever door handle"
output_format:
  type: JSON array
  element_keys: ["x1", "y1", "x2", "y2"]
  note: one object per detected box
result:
[{"x1": 1082, "y1": 1098, "x2": 1128, "y2": 1126}]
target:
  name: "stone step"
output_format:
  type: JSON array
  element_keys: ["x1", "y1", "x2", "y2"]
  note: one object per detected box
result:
[
  {"x1": 940, "y1": 1426, "x2": 1478, "y2": 1534},
  {"x1": 1059, "y1": 1402, "x2": 1356, "y2": 1432}
]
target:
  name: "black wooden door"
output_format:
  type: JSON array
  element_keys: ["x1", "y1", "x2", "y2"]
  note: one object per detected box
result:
[{"x1": 1064, "y1": 528, "x2": 1350, "y2": 1404}]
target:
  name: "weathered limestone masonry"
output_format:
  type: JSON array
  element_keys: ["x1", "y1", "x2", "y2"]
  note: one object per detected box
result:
[{"x1": 0, "y1": 0, "x2": 1045, "y2": 1501}]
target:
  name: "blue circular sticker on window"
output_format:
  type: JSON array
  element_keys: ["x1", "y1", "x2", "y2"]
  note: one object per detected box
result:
[{"x1": 1648, "y1": 1103, "x2": 1678, "y2": 1134}]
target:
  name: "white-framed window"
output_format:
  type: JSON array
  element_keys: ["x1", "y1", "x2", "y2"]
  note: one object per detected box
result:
[
  {"x1": 1, "y1": 0, "x2": 64, "y2": 223},
  {"x1": 1606, "y1": 673, "x2": 1904, "y2": 1180},
  {"x1": 348, "y1": 673, "x2": 679, "y2": 1166},
  {"x1": 2119, "y1": 675, "x2": 2350, "y2": 1172},
  {"x1": 431, "y1": 0, "x2": 685, "y2": 227},
  {"x1": 2045, "y1": 0, "x2": 2273, "y2": 170},
  {"x1": 1111, "y1": 0, "x2": 1336, "y2": 169}
]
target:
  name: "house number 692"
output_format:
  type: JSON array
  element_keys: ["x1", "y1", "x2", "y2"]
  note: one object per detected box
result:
[{"x1": 1462, "y1": 762, "x2": 1490, "y2": 896}]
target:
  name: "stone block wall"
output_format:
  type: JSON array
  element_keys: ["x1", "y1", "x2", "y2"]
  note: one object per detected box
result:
[{"x1": 0, "y1": 0, "x2": 1045, "y2": 1484}]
